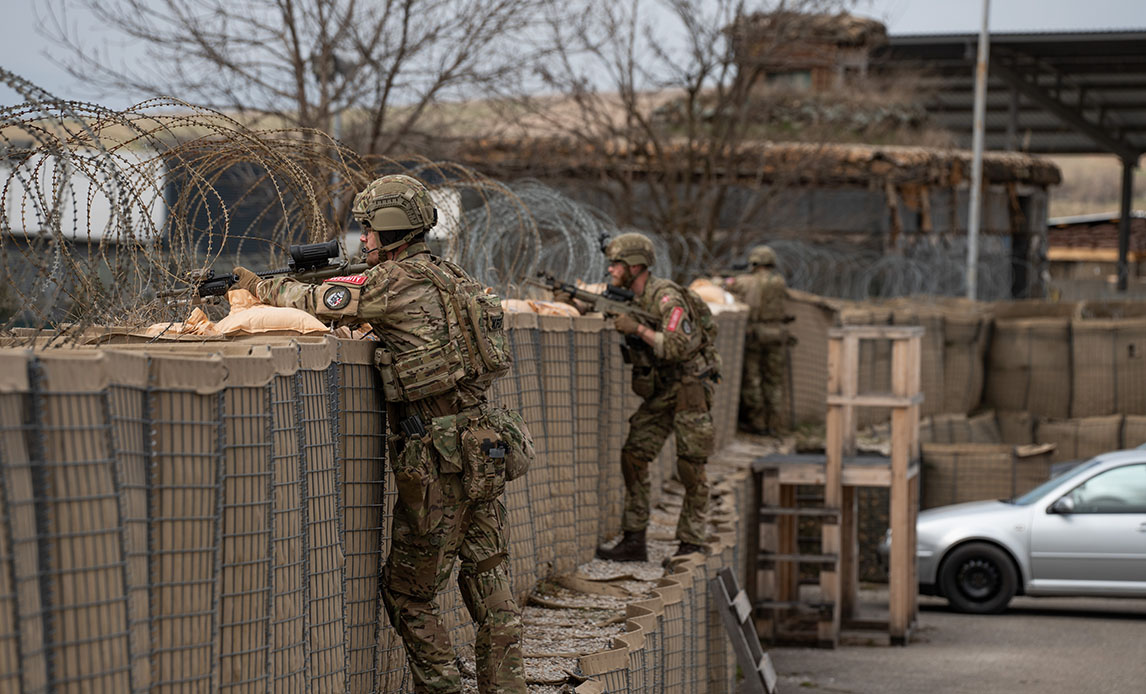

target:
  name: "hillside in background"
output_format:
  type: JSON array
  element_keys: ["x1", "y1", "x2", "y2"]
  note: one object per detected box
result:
[{"x1": 1047, "y1": 155, "x2": 1146, "y2": 219}]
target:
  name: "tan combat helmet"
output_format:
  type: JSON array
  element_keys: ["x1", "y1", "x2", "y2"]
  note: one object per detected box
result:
[
  {"x1": 748, "y1": 245, "x2": 776, "y2": 269},
  {"x1": 605, "y1": 232, "x2": 656, "y2": 268},
  {"x1": 351, "y1": 174, "x2": 438, "y2": 251}
]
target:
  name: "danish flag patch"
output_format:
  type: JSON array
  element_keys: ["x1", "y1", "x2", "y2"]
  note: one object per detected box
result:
[
  {"x1": 327, "y1": 275, "x2": 367, "y2": 286},
  {"x1": 666, "y1": 306, "x2": 685, "y2": 332}
]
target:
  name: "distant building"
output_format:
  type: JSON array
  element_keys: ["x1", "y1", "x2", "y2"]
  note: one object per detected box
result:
[
  {"x1": 727, "y1": 11, "x2": 887, "y2": 92},
  {"x1": 1046, "y1": 211, "x2": 1146, "y2": 299}
]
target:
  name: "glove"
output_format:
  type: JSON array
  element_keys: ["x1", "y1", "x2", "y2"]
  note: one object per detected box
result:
[
  {"x1": 232, "y1": 266, "x2": 261, "y2": 294},
  {"x1": 613, "y1": 313, "x2": 640, "y2": 336},
  {"x1": 552, "y1": 289, "x2": 575, "y2": 306}
]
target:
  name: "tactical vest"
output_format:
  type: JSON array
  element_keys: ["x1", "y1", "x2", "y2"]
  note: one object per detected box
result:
[
  {"x1": 375, "y1": 257, "x2": 512, "y2": 403},
  {"x1": 680, "y1": 286, "x2": 722, "y2": 382}
]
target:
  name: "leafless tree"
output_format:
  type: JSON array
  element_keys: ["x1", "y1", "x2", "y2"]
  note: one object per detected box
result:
[
  {"x1": 40, "y1": 0, "x2": 552, "y2": 157},
  {"x1": 488, "y1": 0, "x2": 864, "y2": 272}
]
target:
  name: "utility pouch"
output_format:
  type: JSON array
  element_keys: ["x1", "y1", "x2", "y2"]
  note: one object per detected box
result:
[
  {"x1": 632, "y1": 366, "x2": 655, "y2": 399},
  {"x1": 392, "y1": 436, "x2": 443, "y2": 534},
  {"x1": 460, "y1": 426, "x2": 506, "y2": 502},
  {"x1": 487, "y1": 407, "x2": 534, "y2": 481},
  {"x1": 374, "y1": 339, "x2": 465, "y2": 402},
  {"x1": 751, "y1": 323, "x2": 787, "y2": 346},
  {"x1": 675, "y1": 379, "x2": 709, "y2": 413}
]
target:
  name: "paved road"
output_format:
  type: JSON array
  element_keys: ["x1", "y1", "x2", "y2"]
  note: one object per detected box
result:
[{"x1": 770, "y1": 594, "x2": 1146, "y2": 694}]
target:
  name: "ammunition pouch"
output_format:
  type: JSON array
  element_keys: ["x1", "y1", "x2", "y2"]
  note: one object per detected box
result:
[
  {"x1": 750, "y1": 322, "x2": 788, "y2": 346},
  {"x1": 631, "y1": 366, "x2": 655, "y2": 399},
  {"x1": 461, "y1": 426, "x2": 506, "y2": 502},
  {"x1": 675, "y1": 378, "x2": 710, "y2": 414},
  {"x1": 374, "y1": 341, "x2": 466, "y2": 403}
]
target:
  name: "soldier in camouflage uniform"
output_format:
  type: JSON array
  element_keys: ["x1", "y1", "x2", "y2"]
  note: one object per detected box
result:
[
  {"x1": 725, "y1": 245, "x2": 789, "y2": 435},
  {"x1": 592, "y1": 233, "x2": 717, "y2": 562},
  {"x1": 234, "y1": 174, "x2": 527, "y2": 694}
]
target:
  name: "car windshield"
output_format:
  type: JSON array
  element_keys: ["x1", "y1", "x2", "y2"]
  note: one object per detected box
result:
[{"x1": 1011, "y1": 458, "x2": 1104, "y2": 505}]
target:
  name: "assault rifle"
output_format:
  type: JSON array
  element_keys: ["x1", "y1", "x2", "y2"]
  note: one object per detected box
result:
[
  {"x1": 159, "y1": 239, "x2": 367, "y2": 301},
  {"x1": 525, "y1": 271, "x2": 657, "y2": 326}
]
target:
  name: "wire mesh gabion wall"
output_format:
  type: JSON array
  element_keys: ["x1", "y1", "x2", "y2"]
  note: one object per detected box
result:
[{"x1": 0, "y1": 306, "x2": 748, "y2": 694}]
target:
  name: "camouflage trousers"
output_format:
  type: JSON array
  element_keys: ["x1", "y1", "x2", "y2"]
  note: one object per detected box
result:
[
  {"x1": 382, "y1": 434, "x2": 526, "y2": 694},
  {"x1": 621, "y1": 379, "x2": 714, "y2": 545},
  {"x1": 740, "y1": 343, "x2": 786, "y2": 433}
]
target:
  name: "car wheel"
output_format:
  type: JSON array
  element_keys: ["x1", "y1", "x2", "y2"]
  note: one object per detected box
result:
[{"x1": 939, "y1": 542, "x2": 1017, "y2": 614}]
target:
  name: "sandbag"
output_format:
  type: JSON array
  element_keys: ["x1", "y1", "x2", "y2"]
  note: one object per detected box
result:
[
  {"x1": 1035, "y1": 415, "x2": 1123, "y2": 463},
  {"x1": 688, "y1": 278, "x2": 737, "y2": 305},
  {"x1": 214, "y1": 289, "x2": 329, "y2": 335},
  {"x1": 145, "y1": 307, "x2": 221, "y2": 337}
]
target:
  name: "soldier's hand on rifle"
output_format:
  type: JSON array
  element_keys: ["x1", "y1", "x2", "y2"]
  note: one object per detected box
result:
[
  {"x1": 552, "y1": 289, "x2": 575, "y2": 306},
  {"x1": 233, "y1": 266, "x2": 261, "y2": 294},
  {"x1": 613, "y1": 313, "x2": 640, "y2": 336}
]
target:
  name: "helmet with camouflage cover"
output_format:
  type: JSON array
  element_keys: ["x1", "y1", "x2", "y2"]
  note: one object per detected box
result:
[
  {"x1": 604, "y1": 232, "x2": 655, "y2": 268},
  {"x1": 749, "y1": 245, "x2": 776, "y2": 269},
  {"x1": 352, "y1": 174, "x2": 438, "y2": 251}
]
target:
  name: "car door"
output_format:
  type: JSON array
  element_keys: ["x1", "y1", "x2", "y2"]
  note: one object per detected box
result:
[{"x1": 1028, "y1": 463, "x2": 1146, "y2": 592}]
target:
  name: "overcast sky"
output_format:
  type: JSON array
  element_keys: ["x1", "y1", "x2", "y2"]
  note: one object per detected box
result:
[{"x1": 2, "y1": 0, "x2": 1146, "y2": 109}]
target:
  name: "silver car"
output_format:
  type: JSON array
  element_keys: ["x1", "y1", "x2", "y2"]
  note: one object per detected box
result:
[{"x1": 892, "y1": 450, "x2": 1146, "y2": 613}]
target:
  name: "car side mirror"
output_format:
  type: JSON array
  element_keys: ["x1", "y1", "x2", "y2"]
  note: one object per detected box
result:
[{"x1": 1050, "y1": 496, "x2": 1075, "y2": 514}]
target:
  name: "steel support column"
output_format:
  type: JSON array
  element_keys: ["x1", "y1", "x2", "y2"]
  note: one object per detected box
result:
[{"x1": 1117, "y1": 158, "x2": 1135, "y2": 292}]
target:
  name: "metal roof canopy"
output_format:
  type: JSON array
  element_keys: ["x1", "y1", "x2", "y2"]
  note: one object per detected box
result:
[{"x1": 876, "y1": 30, "x2": 1146, "y2": 290}]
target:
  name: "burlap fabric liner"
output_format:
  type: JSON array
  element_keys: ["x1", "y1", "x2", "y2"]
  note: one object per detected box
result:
[
  {"x1": 1035, "y1": 415, "x2": 1124, "y2": 464},
  {"x1": 0, "y1": 307, "x2": 758, "y2": 694},
  {"x1": 984, "y1": 318, "x2": 1072, "y2": 419},
  {"x1": 1070, "y1": 318, "x2": 1146, "y2": 418},
  {"x1": 1124, "y1": 415, "x2": 1146, "y2": 448}
]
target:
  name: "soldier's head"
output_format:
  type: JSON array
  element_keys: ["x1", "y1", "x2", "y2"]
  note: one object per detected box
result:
[
  {"x1": 748, "y1": 245, "x2": 776, "y2": 270},
  {"x1": 604, "y1": 232, "x2": 655, "y2": 289},
  {"x1": 352, "y1": 174, "x2": 437, "y2": 265}
]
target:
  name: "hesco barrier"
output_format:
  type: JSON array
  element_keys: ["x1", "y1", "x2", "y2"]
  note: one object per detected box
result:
[{"x1": 0, "y1": 307, "x2": 748, "y2": 693}]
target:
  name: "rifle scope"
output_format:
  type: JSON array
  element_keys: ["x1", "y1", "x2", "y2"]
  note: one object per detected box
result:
[{"x1": 288, "y1": 239, "x2": 340, "y2": 272}]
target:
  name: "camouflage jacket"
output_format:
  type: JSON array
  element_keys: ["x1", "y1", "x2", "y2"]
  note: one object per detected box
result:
[
  {"x1": 253, "y1": 243, "x2": 485, "y2": 408},
  {"x1": 726, "y1": 269, "x2": 787, "y2": 324},
  {"x1": 632, "y1": 275, "x2": 707, "y2": 372}
]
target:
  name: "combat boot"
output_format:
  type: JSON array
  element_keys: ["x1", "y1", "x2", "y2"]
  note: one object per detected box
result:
[
  {"x1": 595, "y1": 530, "x2": 647, "y2": 562},
  {"x1": 673, "y1": 541, "x2": 706, "y2": 557}
]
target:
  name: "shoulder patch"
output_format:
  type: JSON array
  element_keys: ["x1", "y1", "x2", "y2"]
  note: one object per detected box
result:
[
  {"x1": 327, "y1": 274, "x2": 367, "y2": 286},
  {"x1": 666, "y1": 306, "x2": 685, "y2": 332},
  {"x1": 661, "y1": 294, "x2": 672, "y2": 305}
]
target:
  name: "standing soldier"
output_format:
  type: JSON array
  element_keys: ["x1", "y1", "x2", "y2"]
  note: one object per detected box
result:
[
  {"x1": 592, "y1": 232, "x2": 719, "y2": 562},
  {"x1": 233, "y1": 174, "x2": 529, "y2": 694},
  {"x1": 726, "y1": 245, "x2": 789, "y2": 436}
]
